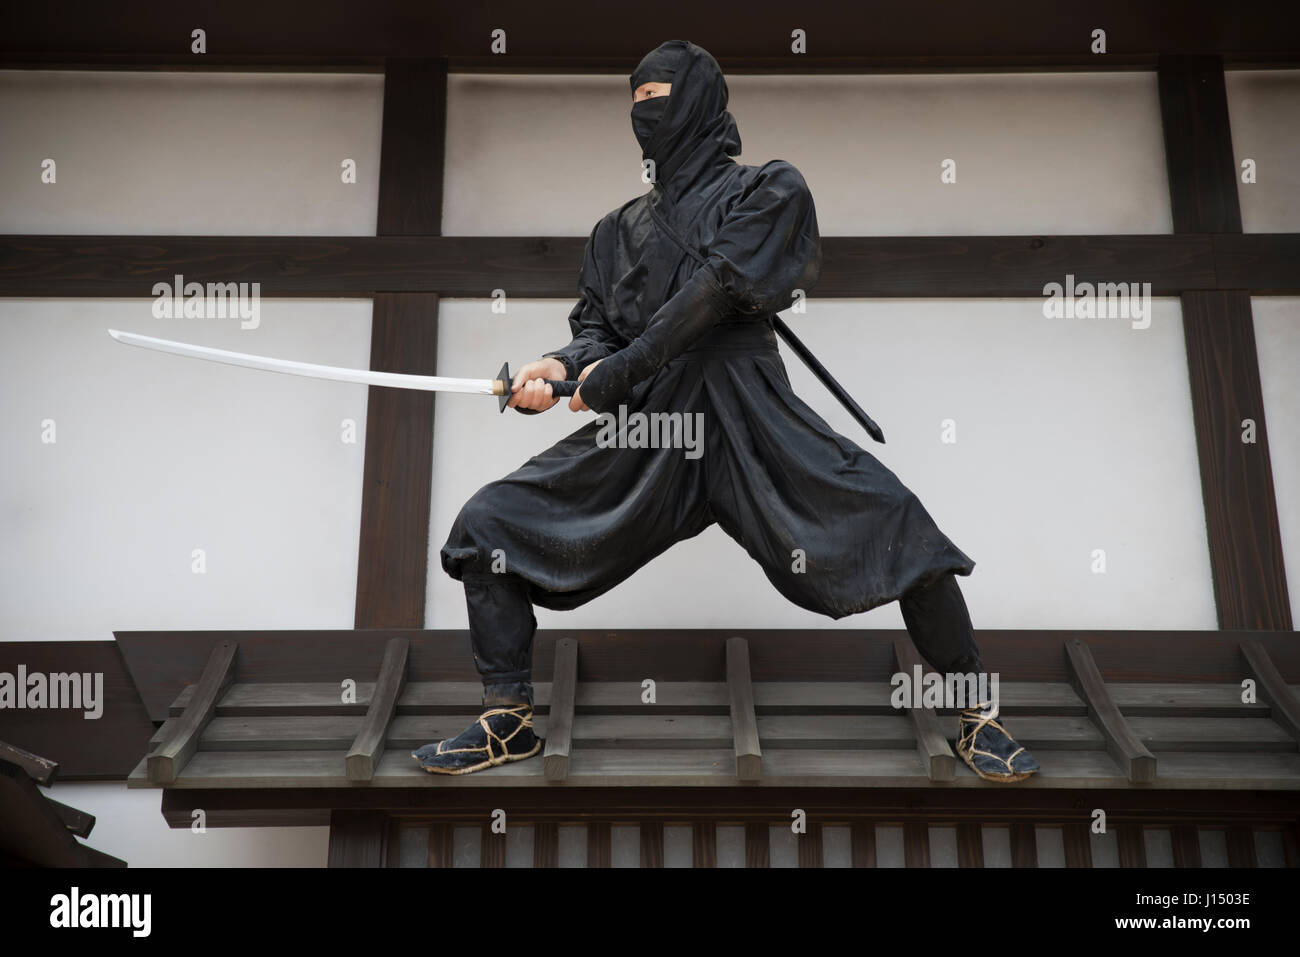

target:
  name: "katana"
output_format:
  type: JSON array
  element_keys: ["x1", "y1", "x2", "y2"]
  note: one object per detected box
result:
[{"x1": 106, "y1": 328, "x2": 581, "y2": 412}]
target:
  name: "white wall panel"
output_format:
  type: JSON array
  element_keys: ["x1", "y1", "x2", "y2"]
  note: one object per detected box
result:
[
  {"x1": 1225, "y1": 69, "x2": 1300, "y2": 233},
  {"x1": 1253, "y1": 297, "x2": 1300, "y2": 627}
]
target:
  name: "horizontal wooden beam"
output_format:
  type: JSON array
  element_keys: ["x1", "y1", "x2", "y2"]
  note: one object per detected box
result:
[
  {"x1": 3, "y1": 1, "x2": 1298, "y2": 65},
  {"x1": 10, "y1": 233, "x2": 1290, "y2": 297}
]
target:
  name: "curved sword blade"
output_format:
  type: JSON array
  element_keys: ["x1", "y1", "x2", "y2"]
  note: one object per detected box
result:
[{"x1": 107, "y1": 328, "x2": 496, "y2": 395}]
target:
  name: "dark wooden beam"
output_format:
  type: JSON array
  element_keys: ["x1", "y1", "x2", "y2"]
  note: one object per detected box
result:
[
  {"x1": 587, "y1": 822, "x2": 610, "y2": 868},
  {"x1": 745, "y1": 822, "x2": 770, "y2": 868},
  {"x1": 892, "y1": 638, "x2": 956, "y2": 782},
  {"x1": 327, "y1": 809, "x2": 388, "y2": 867},
  {"x1": 1180, "y1": 291, "x2": 1293, "y2": 629},
  {"x1": 4, "y1": 234, "x2": 1247, "y2": 297},
  {"x1": 956, "y1": 822, "x2": 983, "y2": 867},
  {"x1": 725, "y1": 636, "x2": 762, "y2": 781},
  {"x1": 345, "y1": 636, "x2": 409, "y2": 781},
  {"x1": 4, "y1": 1, "x2": 1299, "y2": 65},
  {"x1": 427, "y1": 822, "x2": 452, "y2": 866},
  {"x1": 693, "y1": 822, "x2": 717, "y2": 868},
  {"x1": 1240, "y1": 640, "x2": 1300, "y2": 744},
  {"x1": 639, "y1": 821, "x2": 663, "y2": 867},
  {"x1": 113, "y1": 629, "x2": 1300, "y2": 725},
  {"x1": 147, "y1": 640, "x2": 237, "y2": 785},
  {"x1": 543, "y1": 638, "x2": 577, "y2": 781},
  {"x1": 1171, "y1": 825, "x2": 1203, "y2": 867},
  {"x1": 533, "y1": 822, "x2": 558, "y2": 867},
  {"x1": 0, "y1": 740, "x2": 58, "y2": 787},
  {"x1": 1160, "y1": 54, "x2": 1292, "y2": 630},
  {"x1": 1064, "y1": 639, "x2": 1156, "y2": 785},
  {"x1": 354, "y1": 59, "x2": 446, "y2": 629},
  {"x1": 1010, "y1": 822, "x2": 1038, "y2": 867},
  {"x1": 903, "y1": 822, "x2": 929, "y2": 868}
]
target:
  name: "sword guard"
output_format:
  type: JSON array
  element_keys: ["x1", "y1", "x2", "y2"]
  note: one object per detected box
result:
[{"x1": 495, "y1": 362, "x2": 582, "y2": 413}]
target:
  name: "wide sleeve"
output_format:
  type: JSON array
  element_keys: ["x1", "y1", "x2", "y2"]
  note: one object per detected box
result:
[
  {"x1": 541, "y1": 218, "x2": 622, "y2": 382},
  {"x1": 578, "y1": 160, "x2": 821, "y2": 413}
]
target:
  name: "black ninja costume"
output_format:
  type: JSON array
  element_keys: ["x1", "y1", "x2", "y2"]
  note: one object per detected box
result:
[{"x1": 413, "y1": 40, "x2": 1040, "y2": 782}]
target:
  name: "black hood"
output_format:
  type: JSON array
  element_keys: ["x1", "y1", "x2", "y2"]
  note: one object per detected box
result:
[{"x1": 629, "y1": 40, "x2": 742, "y2": 199}]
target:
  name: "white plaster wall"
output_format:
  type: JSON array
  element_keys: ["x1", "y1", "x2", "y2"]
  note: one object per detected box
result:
[
  {"x1": 1225, "y1": 69, "x2": 1300, "y2": 232},
  {"x1": 426, "y1": 296, "x2": 1217, "y2": 631},
  {"x1": 0, "y1": 70, "x2": 384, "y2": 234},
  {"x1": 444, "y1": 71, "x2": 1171, "y2": 236}
]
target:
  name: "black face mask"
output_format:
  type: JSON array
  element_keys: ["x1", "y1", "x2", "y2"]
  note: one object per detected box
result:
[{"x1": 631, "y1": 95, "x2": 668, "y2": 154}]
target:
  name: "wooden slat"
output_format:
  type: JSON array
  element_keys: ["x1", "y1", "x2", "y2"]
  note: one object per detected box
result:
[
  {"x1": 327, "y1": 809, "x2": 387, "y2": 867},
  {"x1": 640, "y1": 822, "x2": 663, "y2": 868},
  {"x1": 428, "y1": 823, "x2": 453, "y2": 867},
  {"x1": 480, "y1": 825, "x2": 506, "y2": 868},
  {"x1": 726, "y1": 637, "x2": 762, "y2": 780},
  {"x1": 1061, "y1": 823, "x2": 1092, "y2": 868},
  {"x1": 892, "y1": 638, "x2": 956, "y2": 782},
  {"x1": 693, "y1": 823, "x2": 717, "y2": 868},
  {"x1": 1226, "y1": 826, "x2": 1258, "y2": 867},
  {"x1": 0, "y1": 740, "x2": 58, "y2": 786},
  {"x1": 533, "y1": 823, "x2": 558, "y2": 867},
  {"x1": 956, "y1": 822, "x2": 984, "y2": 867},
  {"x1": 1010, "y1": 822, "x2": 1037, "y2": 868},
  {"x1": 346, "y1": 637, "x2": 409, "y2": 782},
  {"x1": 799, "y1": 822, "x2": 824, "y2": 868},
  {"x1": 746, "y1": 823, "x2": 770, "y2": 868},
  {"x1": 1239, "y1": 640, "x2": 1300, "y2": 744},
  {"x1": 1158, "y1": 55, "x2": 1242, "y2": 234},
  {"x1": 903, "y1": 822, "x2": 930, "y2": 868},
  {"x1": 587, "y1": 823, "x2": 611, "y2": 868},
  {"x1": 385, "y1": 817, "x2": 402, "y2": 867},
  {"x1": 1064, "y1": 639, "x2": 1156, "y2": 784},
  {"x1": 1117, "y1": 825, "x2": 1147, "y2": 867},
  {"x1": 543, "y1": 638, "x2": 578, "y2": 781},
  {"x1": 1171, "y1": 826, "x2": 1203, "y2": 867},
  {"x1": 148, "y1": 640, "x2": 237, "y2": 785}
]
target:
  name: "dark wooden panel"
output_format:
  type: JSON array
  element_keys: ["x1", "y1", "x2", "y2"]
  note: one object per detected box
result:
[
  {"x1": 1226, "y1": 826, "x2": 1259, "y2": 867},
  {"x1": 377, "y1": 59, "x2": 446, "y2": 236},
  {"x1": 4, "y1": 1, "x2": 1298, "y2": 63},
  {"x1": 799, "y1": 822, "x2": 824, "y2": 868},
  {"x1": 693, "y1": 822, "x2": 717, "y2": 868},
  {"x1": 0, "y1": 740, "x2": 58, "y2": 786},
  {"x1": 0, "y1": 641, "x2": 156, "y2": 779},
  {"x1": 0, "y1": 235, "x2": 1230, "y2": 297},
  {"x1": 427, "y1": 822, "x2": 453, "y2": 867},
  {"x1": 1010, "y1": 822, "x2": 1038, "y2": 868},
  {"x1": 1117, "y1": 825, "x2": 1147, "y2": 868},
  {"x1": 587, "y1": 822, "x2": 610, "y2": 868},
  {"x1": 354, "y1": 293, "x2": 438, "y2": 628},
  {"x1": 852, "y1": 822, "x2": 876, "y2": 868},
  {"x1": 1062, "y1": 823, "x2": 1091, "y2": 868},
  {"x1": 46, "y1": 797, "x2": 95, "y2": 838},
  {"x1": 1180, "y1": 290, "x2": 1292, "y2": 629},
  {"x1": 903, "y1": 822, "x2": 929, "y2": 868},
  {"x1": 956, "y1": 822, "x2": 984, "y2": 867},
  {"x1": 640, "y1": 821, "x2": 663, "y2": 868},
  {"x1": 385, "y1": 817, "x2": 402, "y2": 867},
  {"x1": 327, "y1": 809, "x2": 388, "y2": 867},
  {"x1": 1158, "y1": 55, "x2": 1242, "y2": 234},
  {"x1": 746, "y1": 822, "x2": 770, "y2": 868},
  {"x1": 481, "y1": 825, "x2": 506, "y2": 868},
  {"x1": 1171, "y1": 825, "x2": 1203, "y2": 867},
  {"x1": 113, "y1": 630, "x2": 1300, "y2": 724},
  {"x1": 533, "y1": 822, "x2": 557, "y2": 867},
  {"x1": 0, "y1": 760, "x2": 123, "y2": 866}
]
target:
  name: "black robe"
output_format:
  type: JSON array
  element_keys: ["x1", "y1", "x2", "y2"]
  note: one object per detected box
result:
[{"x1": 440, "y1": 40, "x2": 974, "y2": 616}]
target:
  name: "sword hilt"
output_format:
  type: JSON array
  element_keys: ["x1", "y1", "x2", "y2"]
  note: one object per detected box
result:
[{"x1": 494, "y1": 362, "x2": 581, "y2": 412}]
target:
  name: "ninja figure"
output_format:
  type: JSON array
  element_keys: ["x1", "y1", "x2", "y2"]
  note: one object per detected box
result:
[{"x1": 412, "y1": 40, "x2": 1040, "y2": 783}]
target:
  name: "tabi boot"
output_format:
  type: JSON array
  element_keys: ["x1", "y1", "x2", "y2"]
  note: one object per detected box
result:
[
  {"x1": 411, "y1": 703, "x2": 543, "y2": 775},
  {"x1": 955, "y1": 702, "x2": 1041, "y2": 783}
]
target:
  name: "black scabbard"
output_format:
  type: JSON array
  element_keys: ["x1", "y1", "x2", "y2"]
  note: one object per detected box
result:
[{"x1": 770, "y1": 315, "x2": 885, "y2": 444}]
